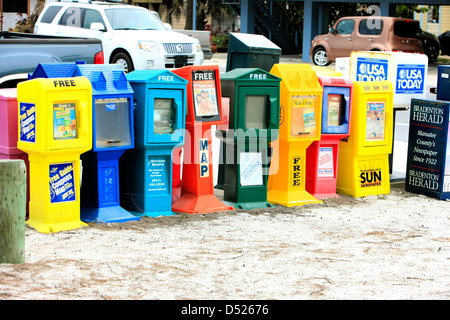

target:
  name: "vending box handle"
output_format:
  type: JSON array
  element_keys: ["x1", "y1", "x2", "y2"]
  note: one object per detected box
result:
[{"x1": 269, "y1": 96, "x2": 278, "y2": 127}]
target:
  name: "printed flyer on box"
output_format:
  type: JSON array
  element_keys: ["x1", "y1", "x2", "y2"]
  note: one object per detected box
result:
[
  {"x1": 327, "y1": 94, "x2": 342, "y2": 126},
  {"x1": 240, "y1": 152, "x2": 263, "y2": 186},
  {"x1": 192, "y1": 72, "x2": 219, "y2": 117},
  {"x1": 318, "y1": 147, "x2": 334, "y2": 178},
  {"x1": 19, "y1": 102, "x2": 36, "y2": 143},
  {"x1": 49, "y1": 162, "x2": 76, "y2": 203},
  {"x1": 366, "y1": 102, "x2": 385, "y2": 141},
  {"x1": 53, "y1": 102, "x2": 77, "y2": 140},
  {"x1": 291, "y1": 95, "x2": 316, "y2": 136}
]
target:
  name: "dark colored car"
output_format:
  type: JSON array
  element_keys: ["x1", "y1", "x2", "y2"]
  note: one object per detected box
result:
[{"x1": 420, "y1": 31, "x2": 440, "y2": 63}]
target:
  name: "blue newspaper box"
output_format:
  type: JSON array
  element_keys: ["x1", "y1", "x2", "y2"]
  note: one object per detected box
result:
[
  {"x1": 28, "y1": 62, "x2": 140, "y2": 223},
  {"x1": 121, "y1": 70, "x2": 187, "y2": 217},
  {"x1": 437, "y1": 65, "x2": 450, "y2": 101},
  {"x1": 406, "y1": 98, "x2": 450, "y2": 200}
]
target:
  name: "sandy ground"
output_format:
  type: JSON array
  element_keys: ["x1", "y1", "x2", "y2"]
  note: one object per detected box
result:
[
  {"x1": 1, "y1": 54, "x2": 449, "y2": 302},
  {"x1": 0, "y1": 183, "x2": 449, "y2": 300}
]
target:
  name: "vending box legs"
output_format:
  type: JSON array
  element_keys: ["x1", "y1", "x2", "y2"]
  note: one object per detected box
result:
[
  {"x1": 336, "y1": 81, "x2": 393, "y2": 198},
  {"x1": 17, "y1": 77, "x2": 93, "y2": 233}
]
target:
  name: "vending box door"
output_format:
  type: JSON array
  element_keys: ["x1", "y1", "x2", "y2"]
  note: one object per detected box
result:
[
  {"x1": 362, "y1": 97, "x2": 390, "y2": 148},
  {"x1": 93, "y1": 97, "x2": 132, "y2": 150},
  {"x1": 289, "y1": 93, "x2": 321, "y2": 140},
  {"x1": 321, "y1": 87, "x2": 351, "y2": 134},
  {"x1": 45, "y1": 90, "x2": 92, "y2": 152},
  {"x1": 146, "y1": 88, "x2": 184, "y2": 145},
  {"x1": 236, "y1": 86, "x2": 278, "y2": 136}
]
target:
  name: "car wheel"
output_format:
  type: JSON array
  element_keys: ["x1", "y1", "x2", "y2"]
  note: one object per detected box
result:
[
  {"x1": 424, "y1": 40, "x2": 440, "y2": 63},
  {"x1": 312, "y1": 47, "x2": 330, "y2": 66},
  {"x1": 112, "y1": 52, "x2": 134, "y2": 73}
]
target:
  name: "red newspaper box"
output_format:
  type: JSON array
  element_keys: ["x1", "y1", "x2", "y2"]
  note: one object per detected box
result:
[
  {"x1": 171, "y1": 65, "x2": 234, "y2": 214},
  {"x1": 305, "y1": 75, "x2": 353, "y2": 199}
]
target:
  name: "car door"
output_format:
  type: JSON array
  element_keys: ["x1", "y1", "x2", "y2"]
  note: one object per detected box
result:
[
  {"x1": 353, "y1": 18, "x2": 384, "y2": 51},
  {"x1": 328, "y1": 19, "x2": 355, "y2": 58}
]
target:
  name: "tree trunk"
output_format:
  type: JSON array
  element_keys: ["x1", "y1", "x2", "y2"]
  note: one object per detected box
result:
[
  {"x1": 185, "y1": 0, "x2": 193, "y2": 30},
  {"x1": 0, "y1": 160, "x2": 26, "y2": 264}
]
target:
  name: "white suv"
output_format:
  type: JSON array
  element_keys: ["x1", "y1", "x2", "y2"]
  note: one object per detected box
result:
[{"x1": 34, "y1": 0, "x2": 204, "y2": 72}]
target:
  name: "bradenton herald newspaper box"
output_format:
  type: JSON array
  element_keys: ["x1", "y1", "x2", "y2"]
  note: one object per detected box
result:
[
  {"x1": 17, "y1": 77, "x2": 92, "y2": 233},
  {"x1": 406, "y1": 98, "x2": 450, "y2": 200},
  {"x1": 336, "y1": 81, "x2": 394, "y2": 197}
]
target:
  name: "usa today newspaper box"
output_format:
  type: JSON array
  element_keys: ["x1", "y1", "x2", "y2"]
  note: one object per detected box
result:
[
  {"x1": 17, "y1": 77, "x2": 92, "y2": 233},
  {"x1": 121, "y1": 70, "x2": 187, "y2": 217},
  {"x1": 350, "y1": 51, "x2": 428, "y2": 107},
  {"x1": 406, "y1": 98, "x2": 450, "y2": 200},
  {"x1": 219, "y1": 68, "x2": 281, "y2": 209}
]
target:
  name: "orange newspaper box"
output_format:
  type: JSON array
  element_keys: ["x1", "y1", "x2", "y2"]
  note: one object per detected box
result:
[{"x1": 171, "y1": 65, "x2": 234, "y2": 214}]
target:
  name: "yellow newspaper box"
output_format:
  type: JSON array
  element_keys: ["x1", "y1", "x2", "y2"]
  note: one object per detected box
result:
[
  {"x1": 336, "y1": 81, "x2": 393, "y2": 197},
  {"x1": 267, "y1": 64, "x2": 323, "y2": 206},
  {"x1": 17, "y1": 77, "x2": 92, "y2": 233}
]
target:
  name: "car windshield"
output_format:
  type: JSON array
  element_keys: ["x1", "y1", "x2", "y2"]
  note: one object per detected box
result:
[{"x1": 105, "y1": 8, "x2": 167, "y2": 30}]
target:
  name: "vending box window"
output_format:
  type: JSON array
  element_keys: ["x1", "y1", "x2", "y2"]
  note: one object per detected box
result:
[
  {"x1": 336, "y1": 81, "x2": 393, "y2": 197},
  {"x1": 171, "y1": 65, "x2": 234, "y2": 214},
  {"x1": 267, "y1": 64, "x2": 323, "y2": 207},
  {"x1": 121, "y1": 70, "x2": 187, "y2": 217},
  {"x1": 305, "y1": 75, "x2": 353, "y2": 199},
  {"x1": 219, "y1": 68, "x2": 281, "y2": 209},
  {"x1": 17, "y1": 77, "x2": 92, "y2": 233}
]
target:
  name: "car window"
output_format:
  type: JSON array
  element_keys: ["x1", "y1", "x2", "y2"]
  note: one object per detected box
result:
[
  {"x1": 82, "y1": 9, "x2": 105, "y2": 29},
  {"x1": 104, "y1": 8, "x2": 166, "y2": 30},
  {"x1": 394, "y1": 21, "x2": 420, "y2": 38},
  {"x1": 40, "y1": 6, "x2": 62, "y2": 23},
  {"x1": 359, "y1": 19, "x2": 383, "y2": 35},
  {"x1": 59, "y1": 7, "x2": 84, "y2": 28},
  {"x1": 335, "y1": 20, "x2": 355, "y2": 35}
]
